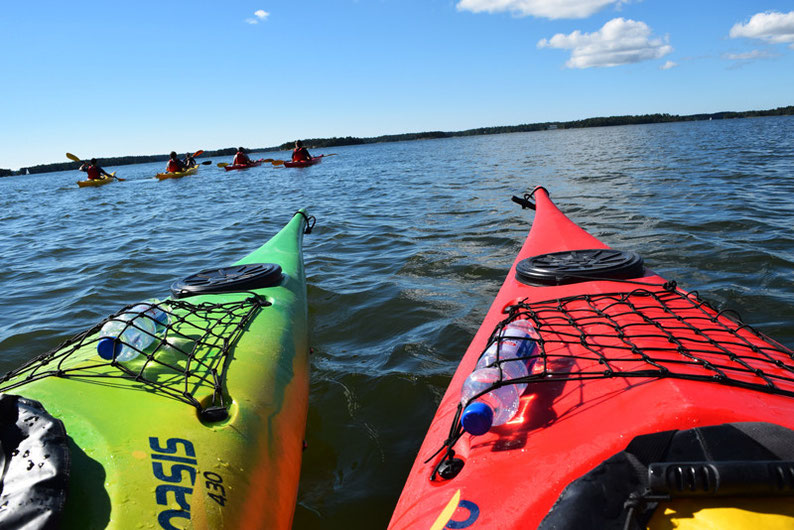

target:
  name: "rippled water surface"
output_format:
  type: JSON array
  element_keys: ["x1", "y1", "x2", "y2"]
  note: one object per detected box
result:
[{"x1": 1, "y1": 117, "x2": 793, "y2": 528}]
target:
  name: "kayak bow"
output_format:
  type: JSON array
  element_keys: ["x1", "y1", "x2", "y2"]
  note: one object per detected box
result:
[
  {"x1": 0, "y1": 210, "x2": 315, "y2": 529},
  {"x1": 390, "y1": 187, "x2": 794, "y2": 529}
]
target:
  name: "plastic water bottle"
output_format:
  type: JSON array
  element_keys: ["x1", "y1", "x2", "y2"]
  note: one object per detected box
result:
[
  {"x1": 460, "y1": 368, "x2": 520, "y2": 435},
  {"x1": 97, "y1": 300, "x2": 170, "y2": 362},
  {"x1": 475, "y1": 319, "x2": 540, "y2": 395},
  {"x1": 462, "y1": 319, "x2": 540, "y2": 435}
]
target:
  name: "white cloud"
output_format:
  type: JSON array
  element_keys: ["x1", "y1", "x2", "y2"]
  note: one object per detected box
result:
[
  {"x1": 723, "y1": 50, "x2": 775, "y2": 61},
  {"x1": 246, "y1": 9, "x2": 270, "y2": 24},
  {"x1": 456, "y1": 0, "x2": 629, "y2": 20},
  {"x1": 538, "y1": 18, "x2": 672, "y2": 68},
  {"x1": 730, "y1": 11, "x2": 794, "y2": 48},
  {"x1": 660, "y1": 60, "x2": 677, "y2": 70}
]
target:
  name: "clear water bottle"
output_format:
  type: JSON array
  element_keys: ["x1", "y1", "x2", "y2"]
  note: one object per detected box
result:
[
  {"x1": 476, "y1": 343, "x2": 529, "y2": 395},
  {"x1": 97, "y1": 300, "x2": 170, "y2": 362},
  {"x1": 475, "y1": 319, "x2": 540, "y2": 395},
  {"x1": 460, "y1": 367, "x2": 520, "y2": 436}
]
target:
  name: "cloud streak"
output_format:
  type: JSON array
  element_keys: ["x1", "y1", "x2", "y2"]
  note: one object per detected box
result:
[
  {"x1": 730, "y1": 11, "x2": 794, "y2": 48},
  {"x1": 246, "y1": 9, "x2": 270, "y2": 25},
  {"x1": 723, "y1": 50, "x2": 775, "y2": 61},
  {"x1": 456, "y1": 0, "x2": 629, "y2": 20},
  {"x1": 538, "y1": 18, "x2": 672, "y2": 68}
]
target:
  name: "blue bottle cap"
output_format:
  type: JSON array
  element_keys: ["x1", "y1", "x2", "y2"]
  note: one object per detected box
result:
[
  {"x1": 97, "y1": 338, "x2": 121, "y2": 360},
  {"x1": 461, "y1": 402, "x2": 494, "y2": 436}
]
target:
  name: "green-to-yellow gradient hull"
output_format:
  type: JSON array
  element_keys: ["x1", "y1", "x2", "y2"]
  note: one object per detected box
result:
[{"x1": 1, "y1": 210, "x2": 312, "y2": 529}]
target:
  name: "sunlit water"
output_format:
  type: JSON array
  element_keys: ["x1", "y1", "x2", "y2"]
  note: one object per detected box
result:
[{"x1": 1, "y1": 116, "x2": 793, "y2": 528}]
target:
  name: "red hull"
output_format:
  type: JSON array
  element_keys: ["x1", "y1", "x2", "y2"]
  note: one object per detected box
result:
[
  {"x1": 284, "y1": 156, "x2": 322, "y2": 168},
  {"x1": 224, "y1": 159, "x2": 264, "y2": 171},
  {"x1": 389, "y1": 187, "x2": 794, "y2": 529}
]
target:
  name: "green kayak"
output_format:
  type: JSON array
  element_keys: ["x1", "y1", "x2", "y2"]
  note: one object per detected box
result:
[{"x1": 0, "y1": 210, "x2": 315, "y2": 529}]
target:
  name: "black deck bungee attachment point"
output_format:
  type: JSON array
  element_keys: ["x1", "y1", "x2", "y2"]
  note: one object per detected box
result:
[
  {"x1": 515, "y1": 248, "x2": 645, "y2": 286},
  {"x1": 295, "y1": 210, "x2": 316, "y2": 234},
  {"x1": 171, "y1": 263, "x2": 283, "y2": 298}
]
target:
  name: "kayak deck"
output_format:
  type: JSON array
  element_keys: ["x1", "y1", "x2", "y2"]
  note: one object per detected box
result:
[
  {"x1": 0, "y1": 210, "x2": 314, "y2": 529},
  {"x1": 389, "y1": 187, "x2": 794, "y2": 529},
  {"x1": 284, "y1": 157, "x2": 322, "y2": 168},
  {"x1": 156, "y1": 165, "x2": 199, "y2": 180},
  {"x1": 77, "y1": 172, "x2": 116, "y2": 187},
  {"x1": 224, "y1": 159, "x2": 265, "y2": 171}
]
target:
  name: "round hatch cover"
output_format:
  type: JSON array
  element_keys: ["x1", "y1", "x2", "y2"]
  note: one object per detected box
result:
[
  {"x1": 515, "y1": 249, "x2": 644, "y2": 286},
  {"x1": 171, "y1": 263, "x2": 283, "y2": 298}
]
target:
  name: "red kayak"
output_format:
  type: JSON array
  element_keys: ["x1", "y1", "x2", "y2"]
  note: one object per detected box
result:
[
  {"x1": 390, "y1": 187, "x2": 794, "y2": 529},
  {"x1": 224, "y1": 159, "x2": 265, "y2": 171},
  {"x1": 284, "y1": 156, "x2": 323, "y2": 168}
]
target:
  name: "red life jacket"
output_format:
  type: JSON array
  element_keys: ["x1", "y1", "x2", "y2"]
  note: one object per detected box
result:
[
  {"x1": 233, "y1": 152, "x2": 250, "y2": 166},
  {"x1": 166, "y1": 159, "x2": 181, "y2": 173},
  {"x1": 85, "y1": 165, "x2": 101, "y2": 180},
  {"x1": 292, "y1": 148, "x2": 310, "y2": 162}
]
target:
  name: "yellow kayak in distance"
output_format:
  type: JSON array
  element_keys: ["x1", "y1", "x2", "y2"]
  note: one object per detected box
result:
[
  {"x1": 156, "y1": 166, "x2": 199, "y2": 181},
  {"x1": 77, "y1": 172, "x2": 117, "y2": 187}
]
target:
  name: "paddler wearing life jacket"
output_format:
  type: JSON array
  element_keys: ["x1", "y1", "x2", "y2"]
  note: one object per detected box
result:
[
  {"x1": 232, "y1": 147, "x2": 252, "y2": 166},
  {"x1": 166, "y1": 151, "x2": 187, "y2": 173},
  {"x1": 183, "y1": 152, "x2": 196, "y2": 167},
  {"x1": 79, "y1": 158, "x2": 112, "y2": 180},
  {"x1": 292, "y1": 140, "x2": 312, "y2": 162}
]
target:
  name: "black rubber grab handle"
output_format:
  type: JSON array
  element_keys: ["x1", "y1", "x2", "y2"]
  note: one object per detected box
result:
[
  {"x1": 511, "y1": 195, "x2": 536, "y2": 210},
  {"x1": 649, "y1": 461, "x2": 794, "y2": 497}
]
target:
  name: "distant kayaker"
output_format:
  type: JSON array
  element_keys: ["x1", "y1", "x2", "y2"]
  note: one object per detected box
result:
[
  {"x1": 292, "y1": 141, "x2": 312, "y2": 163},
  {"x1": 79, "y1": 158, "x2": 113, "y2": 180},
  {"x1": 233, "y1": 147, "x2": 252, "y2": 166},
  {"x1": 183, "y1": 152, "x2": 196, "y2": 167},
  {"x1": 166, "y1": 151, "x2": 187, "y2": 173}
]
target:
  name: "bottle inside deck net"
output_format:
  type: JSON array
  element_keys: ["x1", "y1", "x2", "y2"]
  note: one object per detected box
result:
[
  {"x1": 96, "y1": 300, "x2": 170, "y2": 362},
  {"x1": 460, "y1": 367, "x2": 520, "y2": 436},
  {"x1": 462, "y1": 319, "x2": 540, "y2": 435},
  {"x1": 475, "y1": 319, "x2": 539, "y2": 395}
]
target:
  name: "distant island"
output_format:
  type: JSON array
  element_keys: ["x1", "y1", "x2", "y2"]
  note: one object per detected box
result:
[{"x1": 2, "y1": 105, "x2": 792, "y2": 177}]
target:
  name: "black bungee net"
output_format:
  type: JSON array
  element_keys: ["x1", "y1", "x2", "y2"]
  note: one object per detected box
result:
[
  {"x1": 0, "y1": 296, "x2": 269, "y2": 422},
  {"x1": 428, "y1": 279, "x2": 794, "y2": 481},
  {"x1": 0, "y1": 212, "x2": 317, "y2": 423}
]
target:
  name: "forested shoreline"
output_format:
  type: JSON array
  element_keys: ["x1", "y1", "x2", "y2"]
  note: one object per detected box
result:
[{"x1": 3, "y1": 106, "x2": 792, "y2": 177}]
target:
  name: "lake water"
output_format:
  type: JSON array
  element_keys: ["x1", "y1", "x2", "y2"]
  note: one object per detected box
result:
[{"x1": 1, "y1": 116, "x2": 793, "y2": 528}]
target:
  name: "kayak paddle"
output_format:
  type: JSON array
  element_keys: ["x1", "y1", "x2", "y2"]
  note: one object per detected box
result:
[
  {"x1": 66, "y1": 153, "x2": 125, "y2": 181},
  {"x1": 201, "y1": 160, "x2": 213, "y2": 165}
]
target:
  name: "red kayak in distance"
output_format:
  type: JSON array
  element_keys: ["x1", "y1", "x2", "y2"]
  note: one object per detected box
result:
[
  {"x1": 224, "y1": 159, "x2": 265, "y2": 171},
  {"x1": 389, "y1": 186, "x2": 794, "y2": 530},
  {"x1": 284, "y1": 156, "x2": 323, "y2": 168}
]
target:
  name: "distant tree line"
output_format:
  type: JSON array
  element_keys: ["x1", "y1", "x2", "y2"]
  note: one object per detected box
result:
[
  {"x1": 285, "y1": 106, "x2": 794, "y2": 149},
  {"x1": 3, "y1": 106, "x2": 792, "y2": 177}
]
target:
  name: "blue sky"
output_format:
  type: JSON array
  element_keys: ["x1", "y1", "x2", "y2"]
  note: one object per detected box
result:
[{"x1": 1, "y1": 1, "x2": 793, "y2": 170}]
